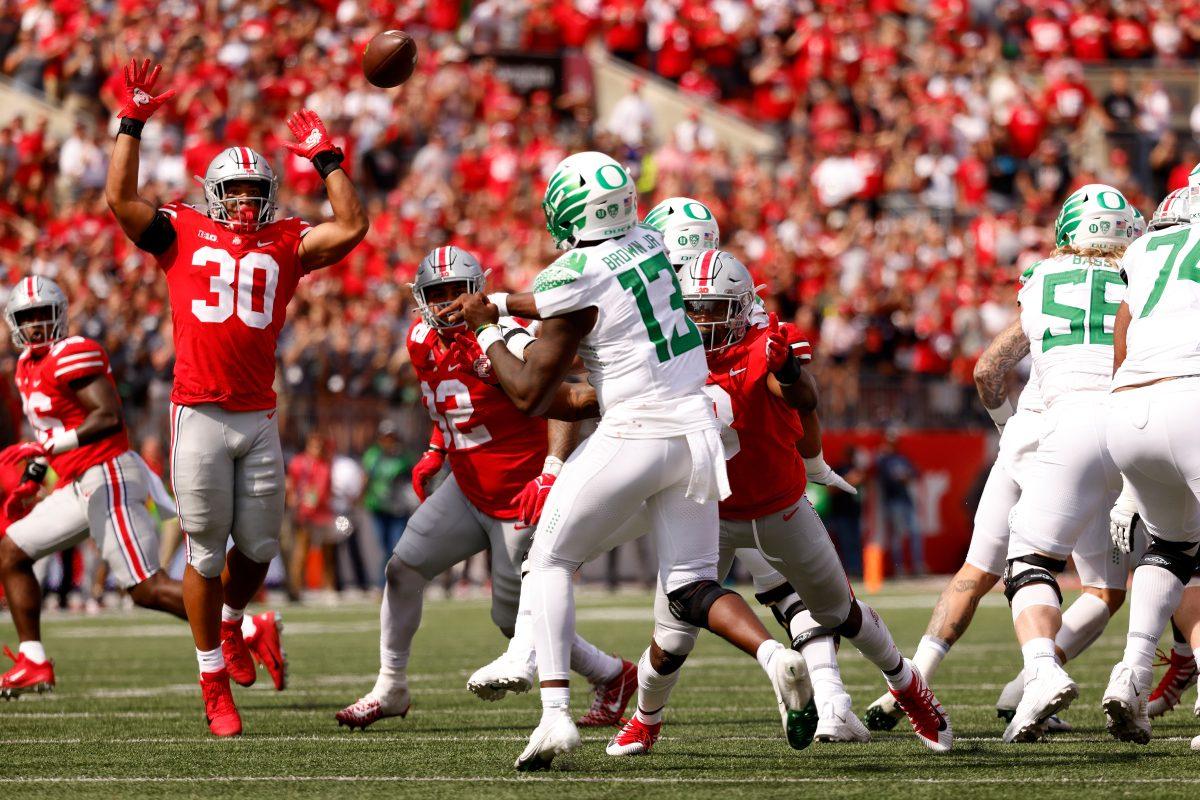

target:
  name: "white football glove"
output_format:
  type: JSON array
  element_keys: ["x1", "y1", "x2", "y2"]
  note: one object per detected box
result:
[
  {"x1": 803, "y1": 454, "x2": 857, "y2": 495},
  {"x1": 1109, "y1": 487, "x2": 1141, "y2": 555}
]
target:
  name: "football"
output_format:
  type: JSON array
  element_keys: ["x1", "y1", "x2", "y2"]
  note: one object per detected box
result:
[{"x1": 362, "y1": 30, "x2": 417, "y2": 88}]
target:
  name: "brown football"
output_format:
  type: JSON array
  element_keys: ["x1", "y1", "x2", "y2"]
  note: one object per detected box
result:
[{"x1": 362, "y1": 30, "x2": 418, "y2": 88}]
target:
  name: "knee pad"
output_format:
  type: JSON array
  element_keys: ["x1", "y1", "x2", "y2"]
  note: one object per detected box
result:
[
  {"x1": 1003, "y1": 555, "x2": 1066, "y2": 605},
  {"x1": 1139, "y1": 536, "x2": 1200, "y2": 585},
  {"x1": 236, "y1": 536, "x2": 280, "y2": 566},
  {"x1": 667, "y1": 579, "x2": 735, "y2": 627},
  {"x1": 653, "y1": 620, "x2": 699, "y2": 658},
  {"x1": 754, "y1": 582, "x2": 805, "y2": 631},
  {"x1": 185, "y1": 533, "x2": 228, "y2": 578}
]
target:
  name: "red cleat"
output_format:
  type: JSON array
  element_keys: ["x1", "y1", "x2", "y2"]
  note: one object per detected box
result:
[
  {"x1": 1148, "y1": 648, "x2": 1198, "y2": 718},
  {"x1": 889, "y1": 659, "x2": 953, "y2": 753},
  {"x1": 578, "y1": 658, "x2": 637, "y2": 727},
  {"x1": 220, "y1": 619, "x2": 256, "y2": 687},
  {"x1": 0, "y1": 645, "x2": 54, "y2": 699},
  {"x1": 200, "y1": 669, "x2": 242, "y2": 737},
  {"x1": 245, "y1": 611, "x2": 287, "y2": 691},
  {"x1": 335, "y1": 689, "x2": 410, "y2": 731},
  {"x1": 606, "y1": 715, "x2": 661, "y2": 756}
]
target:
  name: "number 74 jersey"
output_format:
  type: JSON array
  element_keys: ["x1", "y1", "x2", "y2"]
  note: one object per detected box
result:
[
  {"x1": 155, "y1": 202, "x2": 312, "y2": 412},
  {"x1": 1018, "y1": 253, "x2": 1125, "y2": 406}
]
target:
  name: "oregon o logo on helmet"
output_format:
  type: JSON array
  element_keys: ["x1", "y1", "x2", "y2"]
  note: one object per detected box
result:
[
  {"x1": 682, "y1": 201, "x2": 712, "y2": 220},
  {"x1": 1096, "y1": 190, "x2": 1126, "y2": 210},
  {"x1": 595, "y1": 163, "x2": 628, "y2": 190}
]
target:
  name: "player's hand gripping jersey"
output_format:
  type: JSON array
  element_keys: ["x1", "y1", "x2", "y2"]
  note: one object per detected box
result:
[{"x1": 14, "y1": 336, "x2": 129, "y2": 483}]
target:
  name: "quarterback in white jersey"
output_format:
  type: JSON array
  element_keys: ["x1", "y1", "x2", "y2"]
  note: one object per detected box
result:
[{"x1": 447, "y1": 152, "x2": 811, "y2": 771}]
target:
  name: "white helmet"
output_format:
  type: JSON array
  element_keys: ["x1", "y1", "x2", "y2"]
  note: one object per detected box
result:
[
  {"x1": 5, "y1": 276, "x2": 68, "y2": 351},
  {"x1": 678, "y1": 250, "x2": 755, "y2": 353},
  {"x1": 542, "y1": 152, "x2": 637, "y2": 250},
  {"x1": 1131, "y1": 205, "x2": 1146, "y2": 238},
  {"x1": 643, "y1": 197, "x2": 720, "y2": 268},
  {"x1": 1188, "y1": 162, "x2": 1200, "y2": 187},
  {"x1": 1054, "y1": 183, "x2": 1134, "y2": 251},
  {"x1": 413, "y1": 246, "x2": 485, "y2": 329},
  {"x1": 203, "y1": 147, "x2": 279, "y2": 232},
  {"x1": 1150, "y1": 187, "x2": 1189, "y2": 231}
]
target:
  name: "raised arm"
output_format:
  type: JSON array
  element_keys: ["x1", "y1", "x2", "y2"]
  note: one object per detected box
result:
[
  {"x1": 105, "y1": 58, "x2": 176, "y2": 243},
  {"x1": 973, "y1": 317, "x2": 1030, "y2": 429}
]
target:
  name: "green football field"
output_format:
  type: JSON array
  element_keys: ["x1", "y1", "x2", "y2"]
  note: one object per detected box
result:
[{"x1": 3, "y1": 584, "x2": 1199, "y2": 799}]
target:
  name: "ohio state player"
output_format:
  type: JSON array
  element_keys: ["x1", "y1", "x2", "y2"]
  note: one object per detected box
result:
[
  {"x1": 336, "y1": 246, "x2": 633, "y2": 730},
  {"x1": 607, "y1": 251, "x2": 954, "y2": 756},
  {"x1": 105, "y1": 58, "x2": 368, "y2": 736},
  {"x1": 0, "y1": 277, "x2": 283, "y2": 698}
]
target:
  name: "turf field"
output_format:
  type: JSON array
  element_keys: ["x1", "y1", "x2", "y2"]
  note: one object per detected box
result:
[{"x1": 3, "y1": 584, "x2": 1199, "y2": 799}]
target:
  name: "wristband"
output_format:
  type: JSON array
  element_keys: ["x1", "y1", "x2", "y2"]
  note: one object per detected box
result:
[
  {"x1": 985, "y1": 398, "x2": 1016, "y2": 430},
  {"x1": 488, "y1": 293, "x2": 510, "y2": 317},
  {"x1": 802, "y1": 455, "x2": 828, "y2": 475},
  {"x1": 118, "y1": 118, "x2": 145, "y2": 140},
  {"x1": 311, "y1": 149, "x2": 344, "y2": 180},
  {"x1": 48, "y1": 429, "x2": 80, "y2": 454},
  {"x1": 773, "y1": 354, "x2": 804, "y2": 386},
  {"x1": 475, "y1": 323, "x2": 504, "y2": 352},
  {"x1": 21, "y1": 458, "x2": 48, "y2": 485},
  {"x1": 427, "y1": 445, "x2": 446, "y2": 455},
  {"x1": 542, "y1": 456, "x2": 564, "y2": 476}
]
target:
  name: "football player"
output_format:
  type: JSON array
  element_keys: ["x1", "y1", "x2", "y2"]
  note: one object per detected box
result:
[
  {"x1": 105, "y1": 58, "x2": 368, "y2": 736},
  {"x1": 0, "y1": 277, "x2": 283, "y2": 698},
  {"x1": 335, "y1": 246, "x2": 634, "y2": 730}
]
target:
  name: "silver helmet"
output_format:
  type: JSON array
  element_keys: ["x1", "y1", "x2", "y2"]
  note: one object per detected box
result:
[
  {"x1": 678, "y1": 249, "x2": 755, "y2": 352},
  {"x1": 5, "y1": 275, "x2": 68, "y2": 350},
  {"x1": 413, "y1": 246, "x2": 486, "y2": 329},
  {"x1": 203, "y1": 147, "x2": 279, "y2": 232},
  {"x1": 1150, "y1": 187, "x2": 1189, "y2": 231},
  {"x1": 643, "y1": 197, "x2": 720, "y2": 268}
]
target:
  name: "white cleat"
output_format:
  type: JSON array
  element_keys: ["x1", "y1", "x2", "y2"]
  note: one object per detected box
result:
[
  {"x1": 1002, "y1": 664, "x2": 1077, "y2": 743},
  {"x1": 815, "y1": 693, "x2": 871, "y2": 743},
  {"x1": 467, "y1": 650, "x2": 536, "y2": 702},
  {"x1": 766, "y1": 648, "x2": 814, "y2": 750},
  {"x1": 515, "y1": 709, "x2": 581, "y2": 772},
  {"x1": 995, "y1": 670, "x2": 1025, "y2": 722},
  {"x1": 1103, "y1": 663, "x2": 1151, "y2": 745},
  {"x1": 335, "y1": 687, "x2": 410, "y2": 731}
]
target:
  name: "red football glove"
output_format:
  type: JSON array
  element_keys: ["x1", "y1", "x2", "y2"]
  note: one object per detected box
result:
[
  {"x1": 450, "y1": 331, "x2": 498, "y2": 385},
  {"x1": 763, "y1": 313, "x2": 790, "y2": 373},
  {"x1": 778, "y1": 322, "x2": 813, "y2": 363},
  {"x1": 283, "y1": 109, "x2": 343, "y2": 161},
  {"x1": 2, "y1": 480, "x2": 40, "y2": 525},
  {"x1": 118, "y1": 58, "x2": 176, "y2": 122},
  {"x1": 515, "y1": 472, "x2": 557, "y2": 528},
  {"x1": 0, "y1": 442, "x2": 47, "y2": 467},
  {"x1": 411, "y1": 448, "x2": 446, "y2": 503}
]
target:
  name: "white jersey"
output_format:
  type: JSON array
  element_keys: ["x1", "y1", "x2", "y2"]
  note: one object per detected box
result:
[
  {"x1": 533, "y1": 225, "x2": 714, "y2": 437},
  {"x1": 1015, "y1": 369, "x2": 1044, "y2": 414},
  {"x1": 1017, "y1": 253, "x2": 1124, "y2": 406},
  {"x1": 1114, "y1": 222, "x2": 1200, "y2": 389}
]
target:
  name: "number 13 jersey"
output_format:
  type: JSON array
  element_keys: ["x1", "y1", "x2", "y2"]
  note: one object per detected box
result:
[{"x1": 155, "y1": 202, "x2": 312, "y2": 411}]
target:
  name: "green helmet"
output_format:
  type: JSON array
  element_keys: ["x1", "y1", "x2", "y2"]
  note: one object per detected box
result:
[
  {"x1": 1189, "y1": 162, "x2": 1200, "y2": 187},
  {"x1": 541, "y1": 152, "x2": 637, "y2": 250},
  {"x1": 1054, "y1": 183, "x2": 1134, "y2": 251},
  {"x1": 643, "y1": 197, "x2": 720, "y2": 268}
]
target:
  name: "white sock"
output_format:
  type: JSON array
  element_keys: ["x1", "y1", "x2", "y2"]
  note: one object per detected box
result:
[
  {"x1": 1056, "y1": 592, "x2": 1110, "y2": 662},
  {"x1": 1176, "y1": 640, "x2": 1195, "y2": 659},
  {"x1": 379, "y1": 560, "x2": 426, "y2": 684},
  {"x1": 540, "y1": 685, "x2": 571, "y2": 720},
  {"x1": 570, "y1": 635, "x2": 622, "y2": 684},
  {"x1": 196, "y1": 646, "x2": 224, "y2": 674},
  {"x1": 912, "y1": 635, "x2": 950, "y2": 682},
  {"x1": 756, "y1": 639, "x2": 785, "y2": 673},
  {"x1": 221, "y1": 604, "x2": 244, "y2": 624},
  {"x1": 1021, "y1": 637, "x2": 1059, "y2": 674},
  {"x1": 847, "y1": 601, "x2": 905, "y2": 675},
  {"x1": 787, "y1": 608, "x2": 818, "y2": 645},
  {"x1": 883, "y1": 658, "x2": 915, "y2": 691},
  {"x1": 18, "y1": 641, "x2": 46, "y2": 664},
  {"x1": 1123, "y1": 565, "x2": 1185, "y2": 673},
  {"x1": 529, "y1": 562, "x2": 575, "y2": 683},
  {"x1": 240, "y1": 614, "x2": 257, "y2": 640},
  {"x1": 799, "y1": 635, "x2": 844, "y2": 709},
  {"x1": 635, "y1": 647, "x2": 680, "y2": 724}
]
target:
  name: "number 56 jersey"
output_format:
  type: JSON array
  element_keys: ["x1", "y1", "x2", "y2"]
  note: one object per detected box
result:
[{"x1": 155, "y1": 203, "x2": 312, "y2": 412}]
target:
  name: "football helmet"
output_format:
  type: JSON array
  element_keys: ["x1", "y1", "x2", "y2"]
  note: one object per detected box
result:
[
  {"x1": 1131, "y1": 205, "x2": 1146, "y2": 238},
  {"x1": 542, "y1": 152, "x2": 637, "y2": 250},
  {"x1": 5, "y1": 276, "x2": 68, "y2": 351},
  {"x1": 413, "y1": 246, "x2": 485, "y2": 329},
  {"x1": 643, "y1": 197, "x2": 720, "y2": 268},
  {"x1": 203, "y1": 147, "x2": 279, "y2": 232},
  {"x1": 1054, "y1": 184, "x2": 1134, "y2": 251},
  {"x1": 1150, "y1": 187, "x2": 1189, "y2": 231},
  {"x1": 678, "y1": 249, "x2": 756, "y2": 352}
]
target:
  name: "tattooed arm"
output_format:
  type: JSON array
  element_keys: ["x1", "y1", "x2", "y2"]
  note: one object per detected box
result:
[{"x1": 973, "y1": 318, "x2": 1030, "y2": 428}]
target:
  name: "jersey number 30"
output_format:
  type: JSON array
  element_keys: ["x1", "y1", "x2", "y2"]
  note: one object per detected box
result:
[{"x1": 191, "y1": 246, "x2": 279, "y2": 329}]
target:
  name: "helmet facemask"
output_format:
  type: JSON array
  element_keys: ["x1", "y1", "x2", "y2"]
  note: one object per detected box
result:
[
  {"x1": 205, "y1": 177, "x2": 277, "y2": 233},
  {"x1": 416, "y1": 277, "x2": 481, "y2": 330},
  {"x1": 8, "y1": 304, "x2": 65, "y2": 352},
  {"x1": 683, "y1": 292, "x2": 751, "y2": 353}
]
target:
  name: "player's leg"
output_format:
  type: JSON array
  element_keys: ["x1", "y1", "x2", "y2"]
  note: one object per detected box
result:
[{"x1": 1148, "y1": 573, "x2": 1200, "y2": 718}]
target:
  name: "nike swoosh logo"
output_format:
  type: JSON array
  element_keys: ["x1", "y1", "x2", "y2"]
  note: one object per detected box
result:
[
  {"x1": 9, "y1": 669, "x2": 25, "y2": 681},
  {"x1": 256, "y1": 241, "x2": 273, "y2": 247},
  {"x1": 730, "y1": 368, "x2": 747, "y2": 376},
  {"x1": 782, "y1": 506, "x2": 800, "y2": 522}
]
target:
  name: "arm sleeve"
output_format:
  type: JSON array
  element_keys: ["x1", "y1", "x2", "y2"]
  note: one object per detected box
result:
[
  {"x1": 135, "y1": 210, "x2": 178, "y2": 256},
  {"x1": 498, "y1": 317, "x2": 536, "y2": 360},
  {"x1": 532, "y1": 251, "x2": 596, "y2": 318}
]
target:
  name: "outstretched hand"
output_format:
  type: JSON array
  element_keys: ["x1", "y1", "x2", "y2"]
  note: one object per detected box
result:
[{"x1": 118, "y1": 58, "x2": 176, "y2": 122}]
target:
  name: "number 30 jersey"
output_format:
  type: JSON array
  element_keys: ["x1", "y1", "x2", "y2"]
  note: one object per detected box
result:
[
  {"x1": 1018, "y1": 253, "x2": 1125, "y2": 407},
  {"x1": 407, "y1": 320, "x2": 547, "y2": 520},
  {"x1": 1115, "y1": 223, "x2": 1200, "y2": 389},
  {"x1": 155, "y1": 203, "x2": 312, "y2": 411},
  {"x1": 532, "y1": 225, "x2": 713, "y2": 437}
]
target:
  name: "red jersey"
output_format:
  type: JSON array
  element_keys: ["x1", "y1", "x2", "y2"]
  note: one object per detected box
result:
[
  {"x1": 156, "y1": 203, "x2": 312, "y2": 411},
  {"x1": 703, "y1": 326, "x2": 806, "y2": 521},
  {"x1": 14, "y1": 336, "x2": 129, "y2": 484},
  {"x1": 407, "y1": 321, "x2": 547, "y2": 520}
]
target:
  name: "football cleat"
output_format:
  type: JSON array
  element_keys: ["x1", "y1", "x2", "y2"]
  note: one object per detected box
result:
[
  {"x1": 1042, "y1": 714, "x2": 1073, "y2": 733},
  {"x1": 200, "y1": 669, "x2": 242, "y2": 737},
  {"x1": 815, "y1": 693, "x2": 871, "y2": 743},
  {"x1": 467, "y1": 650, "x2": 536, "y2": 702},
  {"x1": 606, "y1": 715, "x2": 662, "y2": 756},
  {"x1": 335, "y1": 687, "x2": 411, "y2": 731},
  {"x1": 1148, "y1": 648, "x2": 1197, "y2": 718},
  {"x1": 220, "y1": 619, "x2": 257, "y2": 687},
  {"x1": 578, "y1": 657, "x2": 637, "y2": 727},
  {"x1": 1002, "y1": 663, "x2": 1077, "y2": 743},
  {"x1": 515, "y1": 709, "x2": 581, "y2": 771},
  {"x1": 245, "y1": 611, "x2": 287, "y2": 691},
  {"x1": 0, "y1": 646, "x2": 54, "y2": 699},
  {"x1": 864, "y1": 690, "x2": 904, "y2": 731},
  {"x1": 767, "y1": 648, "x2": 815, "y2": 750},
  {"x1": 889, "y1": 660, "x2": 953, "y2": 752},
  {"x1": 1103, "y1": 662, "x2": 1151, "y2": 745},
  {"x1": 995, "y1": 670, "x2": 1025, "y2": 722}
]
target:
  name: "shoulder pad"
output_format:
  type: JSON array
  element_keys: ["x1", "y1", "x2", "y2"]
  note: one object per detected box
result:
[
  {"x1": 273, "y1": 216, "x2": 313, "y2": 238},
  {"x1": 49, "y1": 336, "x2": 95, "y2": 357},
  {"x1": 408, "y1": 321, "x2": 432, "y2": 345},
  {"x1": 533, "y1": 250, "x2": 588, "y2": 292},
  {"x1": 1018, "y1": 260, "x2": 1041, "y2": 286}
]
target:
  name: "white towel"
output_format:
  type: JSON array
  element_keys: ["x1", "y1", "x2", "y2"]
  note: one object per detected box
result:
[
  {"x1": 684, "y1": 427, "x2": 731, "y2": 503},
  {"x1": 134, "y1": 452, "x2": 178, "y2": 520}
]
